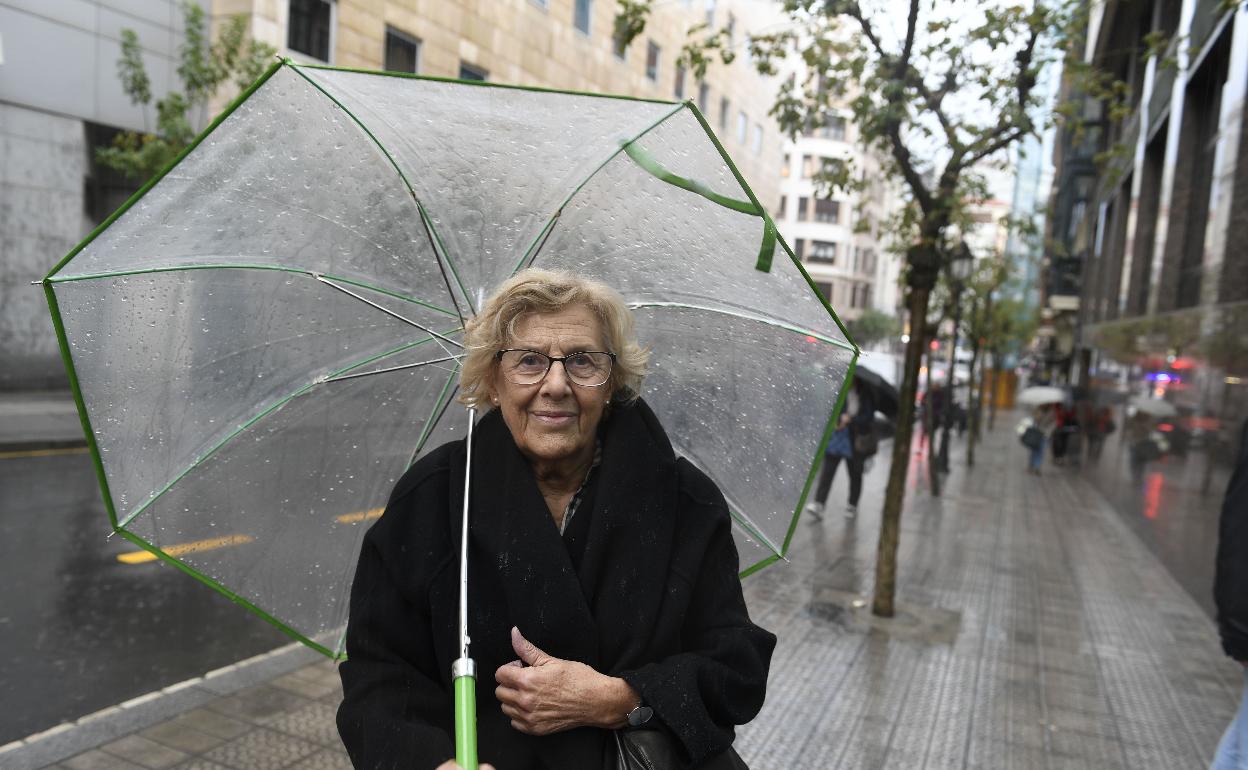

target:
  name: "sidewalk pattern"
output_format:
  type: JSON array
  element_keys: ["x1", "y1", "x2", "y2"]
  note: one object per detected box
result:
[{"x1": 8, "y1": 421, "x2": 1240, "y2": 770}]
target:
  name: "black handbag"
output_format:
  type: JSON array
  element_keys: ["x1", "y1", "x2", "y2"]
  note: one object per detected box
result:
[
  {"x1": 852, "y1": 425, "x2": 879, "y2": 456},
  {"x1": 1020, "y1": 426, "x2": 1044, "y2": 450},
  {"x1": 610, "y1": 725, "x2": 749, "y2": 770}
]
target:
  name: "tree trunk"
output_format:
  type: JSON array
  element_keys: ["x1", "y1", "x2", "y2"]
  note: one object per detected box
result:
[{"x1": 872, "y1": 283, "x2": 932, "y2": 618}]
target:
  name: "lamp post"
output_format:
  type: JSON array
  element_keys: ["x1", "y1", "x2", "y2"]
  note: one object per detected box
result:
[{"x1": 938, "y1": 242, "x2": 974, "y2": 473}]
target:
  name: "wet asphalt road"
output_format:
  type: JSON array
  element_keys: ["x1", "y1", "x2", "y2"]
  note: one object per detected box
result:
[{"x1": 0, "y1": 449, "x2": 291, "y2": 745}]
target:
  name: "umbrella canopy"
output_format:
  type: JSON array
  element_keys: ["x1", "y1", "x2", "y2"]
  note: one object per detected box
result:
[
  {"x1": 1017, "y1": 385, "x2": 1067, "y2": 406},
  {"x1": 1130, "y1": 396, "x2": 1178, "y2": 417},
  {"x1": 43, "y1": 61, "x2": 856, "y2": 658},
  {"x1": 852, "y1": 366, "x2": 899, "y2": 418}
]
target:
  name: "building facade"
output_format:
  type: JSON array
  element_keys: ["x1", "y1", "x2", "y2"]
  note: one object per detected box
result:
[
  {"x1": 0, "y1": 0, "x2": 785, "y2": 389},
  {"x1": 774, "y1": 121, "x2": 901, "y2": 325},
  {"x1": 1047, "y1": 0, "x2": 1247, "y2": 500}
]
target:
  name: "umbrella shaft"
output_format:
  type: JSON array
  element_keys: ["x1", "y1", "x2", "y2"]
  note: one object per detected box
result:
[{"x1": 459, "y1": 407, "x2": 477, "y2": 660}]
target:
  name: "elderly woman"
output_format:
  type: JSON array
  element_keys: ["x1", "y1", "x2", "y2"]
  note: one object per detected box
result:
[{"x1": 336, "y1": 269, "x2": 776, "y2": 770}]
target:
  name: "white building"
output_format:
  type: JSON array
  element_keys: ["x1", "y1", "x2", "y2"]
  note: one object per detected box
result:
[{"x1": 774, "y1": 114, "x2": 902, "y2": 325}]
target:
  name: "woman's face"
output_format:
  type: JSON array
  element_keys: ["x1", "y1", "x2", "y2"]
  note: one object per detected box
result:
[{"x1": 490, "y1": 304, "x2": 612, "y2": 468}]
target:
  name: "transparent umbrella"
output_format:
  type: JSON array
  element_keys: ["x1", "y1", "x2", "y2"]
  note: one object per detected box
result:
[{"x1": 44, "y1": 60, "x2": 857, "y2": 765}]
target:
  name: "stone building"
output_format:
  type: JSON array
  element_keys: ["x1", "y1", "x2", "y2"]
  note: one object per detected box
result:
[{"x1": 0, "y1": 0, "x2": 784, "y2": 388}]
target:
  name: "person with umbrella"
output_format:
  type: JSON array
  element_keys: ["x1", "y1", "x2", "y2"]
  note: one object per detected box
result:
[
  {"x1": 336, "y1": 269, "x2": 776, "y2": 770},
  {"x1": 806, "y1": 376, "x2": 877, "y2": 519}
]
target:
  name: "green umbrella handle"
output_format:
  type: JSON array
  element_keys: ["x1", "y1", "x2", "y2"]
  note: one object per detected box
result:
[{"x1": 453, "y1": 659, "x2": 477, "y2": 769}]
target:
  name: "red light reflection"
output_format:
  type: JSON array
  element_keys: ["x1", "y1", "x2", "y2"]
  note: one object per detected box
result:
[{"x1": 1143, "y1": 472, "x2": 1164, "y2": 521}]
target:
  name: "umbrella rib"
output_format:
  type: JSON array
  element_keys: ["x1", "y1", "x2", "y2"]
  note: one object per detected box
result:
[
  {"x1": 509, "y1": 101, "x2": 688, "y2": 276},
  {"x1": 315, "y1": 275, "x2": 463, "y2": 354},
  {"x1": 288, "y1": 63, "x2": 473, "y2": 323},
  {"x1": 627, "y1": 301, "x2": 857, "y2": 351},
  {"x1": 113, "y1": 334, "x2": 450, "y2": 531},
  {"x1": 319, "y1": 354, "x2": 464, "y2": 383}
]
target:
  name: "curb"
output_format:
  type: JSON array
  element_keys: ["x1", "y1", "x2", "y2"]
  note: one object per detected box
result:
[{"x1": 0, "y1": 642, "x2": 323, "y2": 770}]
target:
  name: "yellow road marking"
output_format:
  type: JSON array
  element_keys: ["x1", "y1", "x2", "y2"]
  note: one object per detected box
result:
[
  {"x1": 336, "y1": 507, "x2": 384, "y2": 524},
  {"x1": 0, "y1": 446, "x2": 89, "y2": 460},
  {"x1": 117, "y1": 534, "x2": 255, "y2": 564},
  {"x1": 117, "y1": 506, "x2": 383, "y2": 564}
]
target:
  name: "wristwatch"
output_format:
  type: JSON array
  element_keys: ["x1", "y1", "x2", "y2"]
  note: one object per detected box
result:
[{"x1": 626, "y1": 703, "x2": 653, "y2": 727}]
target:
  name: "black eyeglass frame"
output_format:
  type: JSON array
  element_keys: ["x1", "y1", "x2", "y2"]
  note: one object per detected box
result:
[{"x1": 494, "y1": 348, "x2": 617, "y2": 387}]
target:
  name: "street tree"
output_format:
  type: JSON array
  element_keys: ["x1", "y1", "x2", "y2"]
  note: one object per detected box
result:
[
  {"x1": 844, "y1": 308, "x2": 900, "y2": 350},
  {"x1": 618, "y1": 0, "x2": 1064, "y2": 616},
  {"x1": 97, "y1": 2, "x2": 274, "y2": 182}
]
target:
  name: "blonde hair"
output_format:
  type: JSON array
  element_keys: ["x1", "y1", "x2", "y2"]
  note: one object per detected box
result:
[{"x1": 458, "y1": 268, "x2": 649, "y2": 410}]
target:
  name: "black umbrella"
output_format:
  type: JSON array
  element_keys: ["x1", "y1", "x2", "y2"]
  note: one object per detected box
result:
[{"x1": 853, "y1": 366, "x2": 900, "y2": 418}]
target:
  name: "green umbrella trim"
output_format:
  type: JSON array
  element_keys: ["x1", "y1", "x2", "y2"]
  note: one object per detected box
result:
[
  {"x1": 113, "y1": 527, "x2": 339, "y2": 659},
  {"x1": 509, "y1": 101, "x2": 688, "y2": 276},
  {"x1": 115, "y1": 331, "x2": 459, "y2": 531},
  {"x1": 43, "y1": 283, "x2": 123, "y2": 529},
  {"x1": 288, "y1": 63, "x2": 474, "y2": 316},
  {"x1": 45, "y1": 263, "x2": 458, "y2": 317},
  {"x1": 618, "y1": 138, "x2": 777, "y2": 273}
]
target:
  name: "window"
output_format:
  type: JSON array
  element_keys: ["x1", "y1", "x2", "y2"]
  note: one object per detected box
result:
[
  {"x1": 705, "y1": 0, "x2": 716, "y2": 26},
  {"x1": 726, "y1": 13, "x2": 736, "y2": 47},
  {"x1": 719, "y1": 97, "x2": 730, "y2": 132},
  {"x1": 384, "y1": 27, "x2": 419, "y2": 73},
  {"x1": 736, "y1": 110, "x2": 747, "y2": 143},
  {"x1": 459, "y1": 62, "x2": 488, "y2": 81},
  {"x1": 777, "y1": 195, "x2": 786, "y2": 218},
  {"x1": 674, "y1": 64, "x2": 686, "y2": 99},
  {"x1": 812, "y1": 114, "x2": 846, "y2": 140},
  {"x1": 814, "y1": 199, "x2": 839, "y2": 223},
  {"x1": 781, "y1": 153, "x2": 790, "y2": 178},
  {"x1": 815, "y1": 281, "x2": 833, "y2": 302},
  {"x1": 697, "y1": 82, "x2": 709, "y2": 112},
  {"x1": 808, "y1": 240, "x2": 837, "y2": 263},
  {"x1": 794, "y1": 238, "x2": 805, "y2": 258},
  {"x1": 751, "y1": 123, "x2": 762, "y2": 155},
  {"x1": 288, "y1": 0, "x2": 333, "y2": 61},
  {"x1": 646, "y1": 41, "x2": 660, "y2": 81},
  {"x1": 801, "y1": 154, "x2": 815, "y2": 178},
  {"x1": 797, "y1": 197, "x2": 809, "y2": 222},
  {"x1": 574, "y1": 0, "x2": 592, "y2": 34}
]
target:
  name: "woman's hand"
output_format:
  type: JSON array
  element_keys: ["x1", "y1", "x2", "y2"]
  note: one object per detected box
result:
[
  {"x1": 495, "y1": 626, "x2": 638, "y2": 736},
  {"x1": 435, "y1": 762, "x2": 495, "y2": 770}
]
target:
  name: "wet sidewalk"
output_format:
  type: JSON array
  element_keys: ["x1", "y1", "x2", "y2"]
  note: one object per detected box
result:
[{"x1": 2, "y1": 418, "x2": 1240, "y2": 769}]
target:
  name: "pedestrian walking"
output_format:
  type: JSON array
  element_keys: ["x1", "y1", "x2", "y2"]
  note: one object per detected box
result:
[
  {"x1": 1086, "y1": 406, "x2": 1116, "y2": 461},
  {"x1": 807, "y1": 378, "x2": 876, "y2": 520},
  {"x1": 1020, "y1": 405, "x2": 1056, "y2": 475},
  {"x1": 1212, "y1": 418, "x2": 1248, "y2": 770},
  {"x1": 1126, "y1": 411, "x2": 1160, "y2": 479}
]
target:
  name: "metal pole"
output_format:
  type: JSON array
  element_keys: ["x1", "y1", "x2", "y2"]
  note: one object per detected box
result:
[
  {"x1": 453, "y1": 406, "x2": 478, "y2": 770},
  {"x1": 938, "y1": 284, "x2": 963, "y2": 472}
]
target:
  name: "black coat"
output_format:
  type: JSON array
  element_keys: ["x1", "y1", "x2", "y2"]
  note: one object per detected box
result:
[
  {"x1": 1215, "y1": 418, "x2": 1248, "y2": 661},
  {"x1": 336, "y1": 399, "x2": 776, "y2": 770}
]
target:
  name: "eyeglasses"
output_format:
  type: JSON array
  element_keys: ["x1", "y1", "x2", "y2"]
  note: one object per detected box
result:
[{"x1": 495, "y1": 349, "x2": 616, "y2": 387}]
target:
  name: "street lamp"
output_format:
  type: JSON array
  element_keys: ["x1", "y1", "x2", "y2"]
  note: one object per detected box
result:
[{"x1": 938, "y1": 242, "x2": 974, "y2": 473}]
